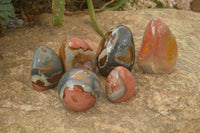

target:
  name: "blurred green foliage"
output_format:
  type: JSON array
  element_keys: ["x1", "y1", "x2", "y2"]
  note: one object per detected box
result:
[
  {"x1": 151, "y1": 0, "x2": 164, "y2": 8},
  {"x1": 103, "y1": 0, "x2": 127, "y2": 10},
  {"x1": 0, "y1": 0, "x2": 15, "y2": 25},
  {"x1": 0, "y1": 0, "x2": 16, "y2": 32}
]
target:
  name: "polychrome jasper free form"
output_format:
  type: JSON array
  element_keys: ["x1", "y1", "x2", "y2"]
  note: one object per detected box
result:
[
  {"x1": 57, "y1": 69, "x2": 101, "y2": 111},
  {"x1": 106, "y1": 66, "x2": 135, "y2": 103},
  {"x1": 96, "y1": 25, "x2": 135, "y2": 76},
  {"x1": 60, "y1": 38, "x2": 96, "y2": 72},
  {"x1": 137, "y1": 18, "x2": 178, "y2": 73},
  {"x1": 31, "y1": 46, "x2": 63, "y2": 90}
]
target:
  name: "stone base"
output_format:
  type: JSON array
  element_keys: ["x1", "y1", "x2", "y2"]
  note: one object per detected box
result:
[{"x1": 0, "y1": 9, "x2": 200, "y2": 132}]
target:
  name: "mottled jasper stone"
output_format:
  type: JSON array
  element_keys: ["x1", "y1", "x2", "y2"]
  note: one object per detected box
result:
[
  {"x1": 31, "y1": 46, "x2": 63, "y2": 90},
  {"x1": 60, "y1": 38, "x2": 96, "y2": 72},
  {"x1": 106, "y1": 66, "x2": 135, "y2": 103},
  {"x1": 57, "y1": 69, "x2": 101, "y2": 111},
  {"x1": 137, "y1": 18, "x2": 178, "y2": 73},
  {"x1": 96, "y1": 25, "x2": 135, "y2": 76}
]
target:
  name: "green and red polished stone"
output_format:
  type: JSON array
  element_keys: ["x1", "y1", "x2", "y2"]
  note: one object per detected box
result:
[
  {"x1": 106, "y1": 66, "x2": 136, "y2": 103},
  {"x1": 57, "y1": 69, "x2": 101, "y2": 111},
  {"x1": 31, "y1": 46, "x2": 63, "y2": 90},
  {"x1": 96, "y1": 25, "x2": 135, "y2": 77},
  {"x1": 59, "y1": 38, "x2": 96, "y2": 72},
  {"x1": 137, "y1": 18, "x2": 178, "y2": 73}
]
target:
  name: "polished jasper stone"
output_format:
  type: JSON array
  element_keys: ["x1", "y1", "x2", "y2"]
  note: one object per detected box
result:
[
  {"x1": 106, "y1": 66, "x2": 135, "y2": 103},
  {"x1": 137, "y1": 18, "x2": 178, "y2": 73},
  {"x1": 60, "y1": 38, "x2": 96, "y2": 72},
  {"x1": 57, "y1": 68, "x2": 101, "y2": 111},
  {"x1": 96, "y1": 25, "x2": 135, "y2": 77},
  {"x1": 31, "y1": 46, "x2": 63, "y2": 90}
]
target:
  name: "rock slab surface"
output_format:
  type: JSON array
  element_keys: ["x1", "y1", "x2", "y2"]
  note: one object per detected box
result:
[{"x1": 0, "y1": 9, "x2": 200, "y2": 133}]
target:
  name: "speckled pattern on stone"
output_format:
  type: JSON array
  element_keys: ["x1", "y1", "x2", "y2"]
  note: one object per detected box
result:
[{"x1": 0, "y1": 9, "x2": 200, "y2": 133}]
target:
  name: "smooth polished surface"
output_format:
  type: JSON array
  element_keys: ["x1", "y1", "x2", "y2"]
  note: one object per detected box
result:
[
  {"x1": 57, "y1": 69, "x2": 101, "y2": 111},
  {"x1": 31, "y1": 46, "x2": 63, "y2": 90},
  {"x1": 137, "y1": 18, "x2": 178, "y2": 73},
  {"x1": 106, "y1": 66, "x2": 135, "y2": 103},
  {"x1": 60, "y1": 38, "x2": 96, "y2": 72},
  {"x1": 96, "y1": 25, "x2": 135, "y2": 76}
]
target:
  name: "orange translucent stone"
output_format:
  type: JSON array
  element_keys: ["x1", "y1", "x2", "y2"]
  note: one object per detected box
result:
[{"x1": 137, "y1": 18, "x2": 178, "y2": 73}]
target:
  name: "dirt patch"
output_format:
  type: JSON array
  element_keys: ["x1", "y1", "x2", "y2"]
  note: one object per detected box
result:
[{"x1": 0, "y1": 9, "x2": 200, "y2": 132}]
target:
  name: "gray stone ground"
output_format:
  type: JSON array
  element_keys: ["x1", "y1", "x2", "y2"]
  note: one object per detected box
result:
[{"x1": 0, "y1": 9, "x2": 200, "y2": 133}]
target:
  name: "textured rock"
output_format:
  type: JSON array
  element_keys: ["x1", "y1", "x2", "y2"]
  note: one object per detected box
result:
[
  {"x1": 190, "y1": 0, "x2": 200, "y2": 12},
  {"x1": 0, "y1": 9, "x2": 200, "y2": 133}
]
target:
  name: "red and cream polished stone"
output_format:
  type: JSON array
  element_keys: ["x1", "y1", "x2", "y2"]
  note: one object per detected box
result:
[
  {"x1": 106, "y1": 66, "x2": 135, "y2": 103},
  {"x1": 63, "y1": 86, "x2": 96, "y2": 111},
  {"x1": 57, "y1": 69, "x2": 101, "y2": 111},
  {"x1": 137, "y1": 18, "x2": 178, "y2": 73}
]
